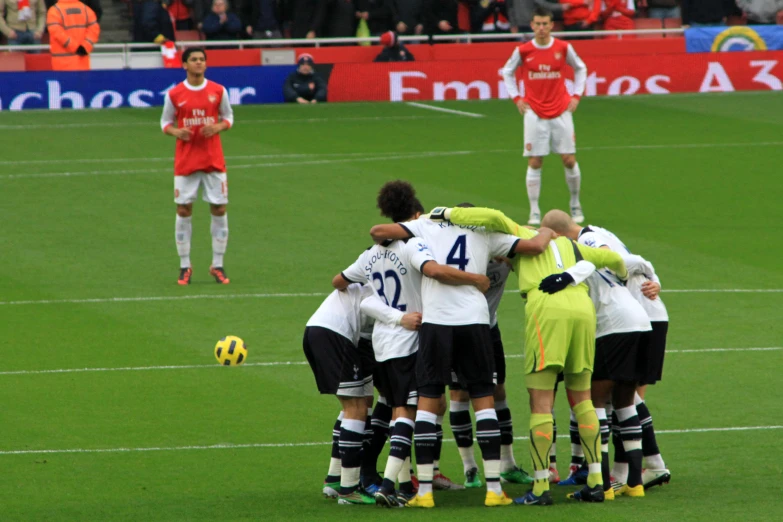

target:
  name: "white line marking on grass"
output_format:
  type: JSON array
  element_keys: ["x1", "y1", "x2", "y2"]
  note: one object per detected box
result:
[
  {"x1": 1, "y1": 151, "x2": 474, "y2": 180},
  {"x1": 0, "y1": 115, "x2": 447, "y2": 131},
  {"x1": 2, "y1": 288, "x2": 782, "y2": 306},
  {"x1": 0, "y1": 347, "x2": 776, "y2": 377},
  {"x1": 1, "y1": 425, "x2": 780, "y2": 456},
  {"x1": 663, "y1": 289, "x2": 783, "y2": 293},
  {"x1": 406, "y1": 102, "x2": 486, "y2": 118}
]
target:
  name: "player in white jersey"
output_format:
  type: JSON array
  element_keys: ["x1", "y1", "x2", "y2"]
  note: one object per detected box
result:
[
  {"x1": 334, "y1": 185, "x2": 492, "y2": 506},
  {"x1": 304, "y1": 283, "x2": 421, "y2": 505},
  {"x1": 541, "y1": 209, "x2": 659, "y2": 499},
  {"x1": 501, "y1": 7, "x2": 588, "y2": 226},
  {"x1": 370, "y1": 206, "x2": 556, "y2": 508}
]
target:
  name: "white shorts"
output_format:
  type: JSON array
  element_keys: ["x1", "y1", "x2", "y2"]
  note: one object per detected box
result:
[
  {"x1": 523, "y1": 110, "x2": 576, "y2": 157},
  {"x1": 174, "y1": 172, "x2": 228, "y2": 205}
]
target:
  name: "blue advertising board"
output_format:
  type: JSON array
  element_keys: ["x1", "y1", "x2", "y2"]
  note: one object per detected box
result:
[
  {"x1": 686, "y1": 25, "x2": 783, "y2": 53},
  {"x1": 0, "y1": 65, "x2": 296, "y2": 111}
]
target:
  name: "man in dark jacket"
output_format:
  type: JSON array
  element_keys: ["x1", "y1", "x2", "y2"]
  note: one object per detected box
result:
[
  {"x1": 283, "y1": 54, "x2": 328, "y2": 103},
  {"x1": 202, "y1": 0, "x2": 243, "y2": 39},
  {"x1": 394, "y1": 0, "x2": 423, "y2": 34},
  {"x1": 425, "y1": 0, "x2": 458, "y2": 34},
  {"x1": 374, "y1": 30, "x2": 414, "y2": 61},
  {"x1": 243, "y1": 0, "x2": 282, "y2": 38},
  {"x1": 356, "y1": 0, "x2": 393, "y2": 35},
  {"x1": 681, "y1": 0, "x2": 733, "y2": 25},
  {"x1": 323, "y1": 0, "x2": 356, "y2": 37},
  {"x1": 283, "y1": 0, "x2": 326, "y2": 38}
]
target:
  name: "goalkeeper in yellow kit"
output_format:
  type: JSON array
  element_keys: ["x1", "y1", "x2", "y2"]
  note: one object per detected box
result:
[{"x1": 428, "y1": 206, "x2": 628, "y2": 506}]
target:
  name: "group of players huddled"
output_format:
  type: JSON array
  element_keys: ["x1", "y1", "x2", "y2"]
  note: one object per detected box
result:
[{"x1": 303, "y1": 180, "x2": 671, "y2": 508}]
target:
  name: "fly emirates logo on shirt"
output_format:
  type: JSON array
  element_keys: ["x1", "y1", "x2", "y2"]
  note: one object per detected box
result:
[
  {"x1": 528, "y1": 64, "x2": 562, "y2": 81},
  {"x1": 182, "y1": 108, "x2": 216, "y2": 128}
]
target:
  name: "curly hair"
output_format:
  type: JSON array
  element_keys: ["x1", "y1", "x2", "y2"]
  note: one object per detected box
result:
[{"x1": 377, "y1": 180, "x2": 425, "y2": 223}]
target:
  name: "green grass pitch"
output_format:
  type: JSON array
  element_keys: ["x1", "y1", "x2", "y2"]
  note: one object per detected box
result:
[{"x1": 1, "y1": 92, "x2": 782, "y2": 521}]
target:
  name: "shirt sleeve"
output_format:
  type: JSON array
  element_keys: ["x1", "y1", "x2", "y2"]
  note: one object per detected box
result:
[
  {"x1": 565, "y1": 44, "x2": 587, "y2": 98},
  {"x1": 219, "y1": 86, "x2": 234, "y2": 129},
  {"x1": 564, "y1": 260, "x2": 596, "y2": 285},
  {"x1": 360, "y1": 289, "x2": 405, "y2": 326},
  {"x1": 578, "y1": 231, "x2": 608, "y2": 249},
  {"x1": 488, "y1": 232, "x2": 522, "y2": 259},
  {"x1": 449, "y1": 207, "x2": 535, "y2": 239},
  {"x1": 575, "y1": 243, "x2": 628, "y2": 280},
  {"x1": 160, "y1": 92, "x2": 176, "y2": 132},
  {"x1": 405, "y1": 238, "x2": 436, "y2": 273},
  {"x1": 341, "y1": 250, "x2": 369, "y2": 284},
  {"x1": 399, "y1": 218, "x2": 424, "y2": 239},
  {"x1": 623, "y1": 254, "x2": 655, "y2": 279},
  {"x1": 501, "y1": 47, "x2": 522, "y2": 101}
]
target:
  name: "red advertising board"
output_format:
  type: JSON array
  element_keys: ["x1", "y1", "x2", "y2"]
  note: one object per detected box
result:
[{"x1": 327, "y1": 51, "x2": 783, "y2": 101}]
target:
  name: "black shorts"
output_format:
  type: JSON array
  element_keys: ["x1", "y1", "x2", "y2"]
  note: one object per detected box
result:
[
  {"x1": 303, "y1": 326, "x2": 373, "y2": 397},
  {"x1": 358, "y1": 336, "x2": 377, "y2": 381},
  {"x1": 374, "y1": 353, "x2": 418, "y2": 408},
  {"x1": 592, "y1": 331, "x2": 642, "y2": 383},
  {"x1": 636, "y1": 321, "x2": 668, "y2": 385},
  {"x1": 450, "y1": 324, "x2": 504, "y2": 390},
  {"x1": 418, "y1": 323, "x2": 495, "y2": 399}
]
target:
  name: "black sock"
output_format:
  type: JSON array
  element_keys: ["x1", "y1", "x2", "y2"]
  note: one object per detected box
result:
[
  {"x1": 361, "y1": 402, "x2": 392, "y2": 482},
  {"x1": 475, "y1": 409, "x2": 501, "y2": 484},
  {"x1": 611, "y1": 412, "x2": 627, "y2": 465},
  {"x1": 450, "y1": 405, "x2": 474, "y2": 449},
  {"x1": 339, "y1": 418, "x2": 367, "y2": 495},
  {"x1": 636, "y1": 401, "x2": 661, "y2": 458},
  {"x1": 550, "y1": 414, "x2": 558, "y2": 466},
  {"x1": 616, "y1": 406, "x2": 643, "y2": 488},
  {"x1": 434, "y1": 420, "x2": 443, "y2": 470},
  {"x1": 569, "y1": 414, "x2": 584, "y2": 466},
  {"x1": 325, "y1": 413, "x2": 342, "y2": 483},
  {"x1": 380, "y1": 418, "x2": 415, "y2": 494},
  {"x1": 599, "y1": 412, "x2": 611, "y2": 491},
  {"x1": 413, "y1": 412, "x2": 438, "y2": 490}
]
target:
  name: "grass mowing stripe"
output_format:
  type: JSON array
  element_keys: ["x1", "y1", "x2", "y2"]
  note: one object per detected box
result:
[
  {"x1": 0, "y1": 347, "x2": 777, "y2": 376},
  {"x1": 2, "y1": 288, "x2": 781, "y2": 306},
  {"x1": 1, "y1": 425, "x2": 779, "y2": 456}
]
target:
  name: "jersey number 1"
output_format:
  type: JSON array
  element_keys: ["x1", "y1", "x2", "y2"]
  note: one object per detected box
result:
[{"x1": 446, "y1": 235, "x2": 469, "y2": 271}]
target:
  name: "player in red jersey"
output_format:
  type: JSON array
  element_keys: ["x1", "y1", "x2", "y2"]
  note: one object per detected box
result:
[
  {"x1": 501, "y1": 7, "x2": 588, "y2": 227},
  {"x1": 160, "y1": 48, "x2": 234, "y2": 286}
]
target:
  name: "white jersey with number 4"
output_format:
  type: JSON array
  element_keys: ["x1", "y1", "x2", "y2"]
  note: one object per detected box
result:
[
  {"x1": 578, "y1": 225, "x2": 652, "y2": 338},
  {"x1": 342, "y1": 238, "x2": 435, "y2": 361},
  {"x1": 400, "y1": 218, "x2": 520, "y2": 326}
]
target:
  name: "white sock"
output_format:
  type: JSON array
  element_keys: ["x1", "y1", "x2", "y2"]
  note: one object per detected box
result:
[
  {"x1": 526, "y1": 167, "x2": 542, "y2": 215},
  {"x1": 417, "y1": 463, "x2": 434, "y2": 496},
  {"x1": 565, "y1": 163, "x2": 581, "y2": 208},
  {"x1": 328, "y1": 458, "x2": 341, "y2": 477},
  {"x1": 484, "y1": 459, "x2": 501, "y2": 494},
  {"x1": 613, "y1": 462, "x2": 629, "y2": 484},
  {"x1": 210, "y1": 214, "x2": 228, "y2": 267},
  {"x1": 175, "y1": 215, "x2": 192, "y2": 268},
  {"x1": 398, "y1": 457, "x2": 412, "y2": 483},
  {"x1": 644, "y1": 454, "x2": 666, "y2": 470},
  {"x1": 459, "y1": 446, "x2": 478, "y2": 473},
  {"x1": 500, "y1": 445, "x2": 516, "y2": 473}
]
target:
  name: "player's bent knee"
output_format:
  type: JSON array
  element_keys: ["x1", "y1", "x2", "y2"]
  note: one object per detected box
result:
[
  {"x1": 528, "y1": 157, "x2": 543, "y2": 169},
  {"x1": 561, "y1": 154, "x2": 576, "y2": 168},
  {"x1": 176, "y1": 205, "x2": 192, "y2": 218},
  {"x1": 210, "y1": 204, "x2": 227, "y2": 216},
  {"x1": 493, "y1": 383, "x2": 507, "y2": 402}
]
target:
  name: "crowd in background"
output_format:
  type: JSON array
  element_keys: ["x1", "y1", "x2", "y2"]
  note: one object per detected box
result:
[{"x1": 2, "y1": 0, "x2": 782, "y2": 47}]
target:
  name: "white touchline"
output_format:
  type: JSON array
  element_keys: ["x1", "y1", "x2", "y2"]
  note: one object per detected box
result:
[
  {"x1": 6, "y1": 141, "x2": 782, "y2": 174},
  {"x1": 0, "y1": 347, "x2": 777, "y2": 377},
  {"x1": 1, "y1": 151, "x2": 474, "y2": 180},
  {"x1": 406, "y1": 102, "x2": 486, "y2": 118},
  {"x1": 2, "y1": 288, "x2": 781, "y2": 306},
  {"x1": 0, "y1": 425, "x2": 779, "y2": 456}
]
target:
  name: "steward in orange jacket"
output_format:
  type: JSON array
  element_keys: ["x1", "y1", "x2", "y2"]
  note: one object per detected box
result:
[{"x1": 46, "y1": 0, "x2": 100, "y2": 71}]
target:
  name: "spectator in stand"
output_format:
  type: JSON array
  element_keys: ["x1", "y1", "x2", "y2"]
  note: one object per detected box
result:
[
  {"x1": 394, "y1": 0, "x2": 424, "y2": 34},
  {"x1": 681, "y1": 0, "x2": 728, "y2": 25},
  {"x1": 46, "y1": 0, "x2": 99, "y2": 70},
  {"x1": 133, "y1": 0, "x2": 175, "y2": 43},
  {"x1": 425, "y1": 0, "x2": 459, "y2": 34},
  {"x1": 202, "y1": 0, "x2": 243, "y2": 38},
  {"x1": 561, "y1": 0, "x2": 600, "y2": 33},
  {"x1": 243, "y1": 0, "x2": 282, "y2": 38},
  {"x1": 356, "y1": 0, "x2": 394, "y2": 35},
  {"x1": 322, "y1": 0, "x2": 356, "y2": 37},
  {"x1": 639, "y1": 0, "x2": 680, "y2": 19},
  {"x1": 601, "y1": 0, "x2": 634, "y2": 37},
  {"x1": 374, "y1": 29, "x2": 414, "y2": 59},
  {"x1": 45, "y1": 0, "x2": 101, "y2": 20},
  {"x1": 469, "y1": 0, "x2": 511, "y2": 33},
  {"x1": 508, "y1": 0, "x2": 571, "y2": 33},
  {"x1": 736, "y1": 0, "x2": 783, "y2": 24},
  {"x1": 283, "y1": 54, "x2": 328, "y2": 103},
  {"x1": 0, "y1": 0, "x2": 46, "y2": 45},
  {"x1": 164, "y1": 0, "x2": 194, "y2": 30},
  {"x1": 282, "y1": 0, "x2": 326, "y2": 38}
]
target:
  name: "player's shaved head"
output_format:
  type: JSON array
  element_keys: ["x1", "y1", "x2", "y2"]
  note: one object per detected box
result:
[
  {"x1": 377, "y1": 180, "x2": 425, "y2": 223},
  {"x1": 541, "y1": 209, "x2": 574, "y2": 235}
]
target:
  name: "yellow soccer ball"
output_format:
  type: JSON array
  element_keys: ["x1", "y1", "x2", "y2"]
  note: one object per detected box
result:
[{"x1": 215, "y1": 336, "x2": 248, "y2": 366}]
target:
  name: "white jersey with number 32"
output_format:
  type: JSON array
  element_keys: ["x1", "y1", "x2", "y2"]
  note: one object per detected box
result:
[
  {"x1": 400, "y1": 218, "x2": 519, "y2": 326},
  {"x1": 342, "y1": 238, "x2": 435, "y2": 361}
]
